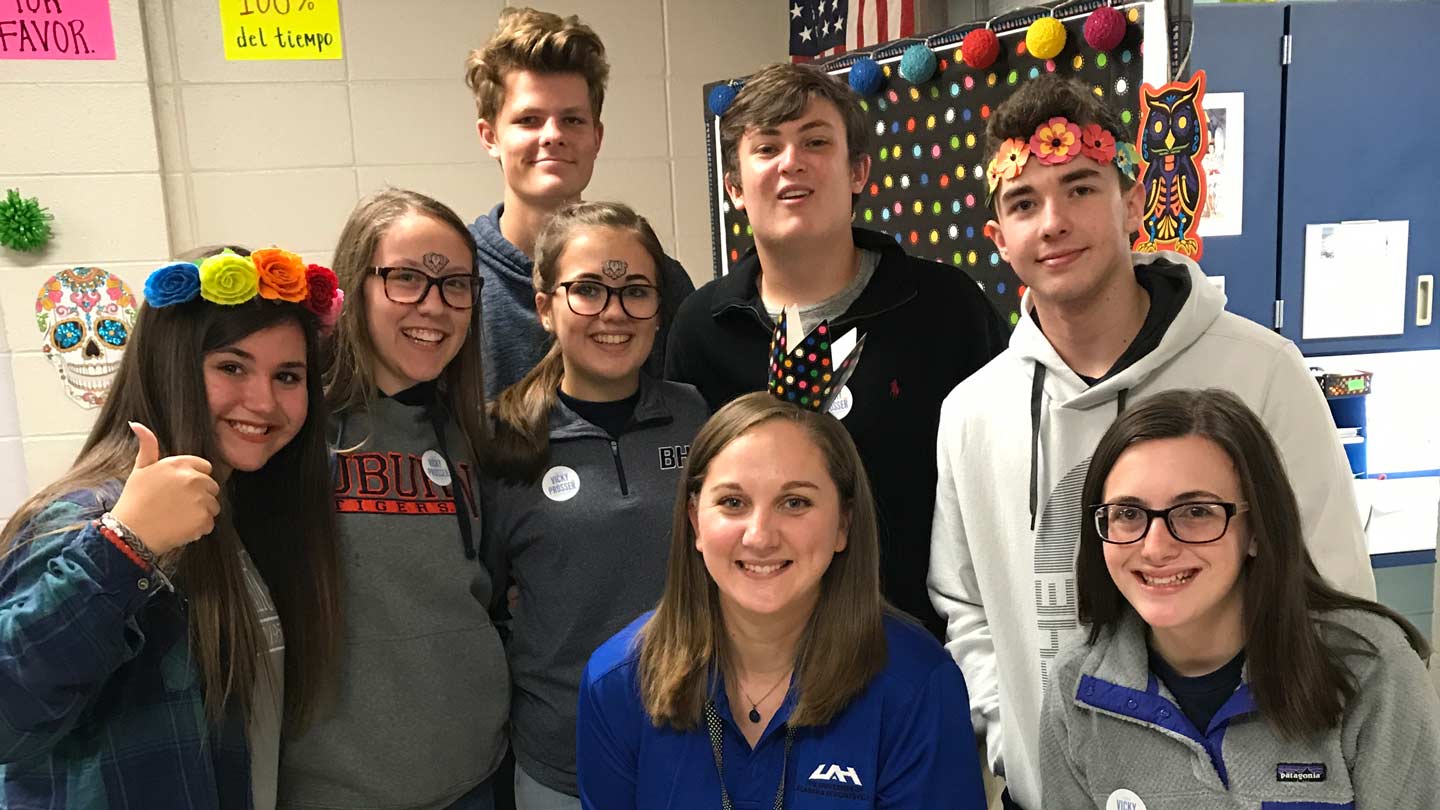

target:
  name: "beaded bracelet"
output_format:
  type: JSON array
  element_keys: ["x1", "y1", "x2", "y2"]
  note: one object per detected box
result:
[{"x1": 96, "y1": 512, "x2": 174, "y2": 592}]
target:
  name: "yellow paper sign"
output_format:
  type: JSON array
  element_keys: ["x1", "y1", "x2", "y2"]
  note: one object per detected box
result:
[{"x1": 220, "y1": 0, "x2": 342, "y2": 61}]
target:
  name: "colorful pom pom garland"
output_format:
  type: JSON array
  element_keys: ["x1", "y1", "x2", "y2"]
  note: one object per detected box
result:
[
  {"x1": 898, "y1": 43, "x2": 937, "y2": 84},
  {"x1": 707, "y1": 82, "x2": 739, "y2": 117},
  {"x1": 1025, "y1": 16, "x2": 1067, "y2": 60},
  {"x1": 848, "y1": 57, "x2": 884, "y2": 95},
  {"x1": 961, "y1": 27, "x2": 999, "y2": 70},
  {"x1": 1084, "y1": 6, "x2": 1128, "y2": 52}
]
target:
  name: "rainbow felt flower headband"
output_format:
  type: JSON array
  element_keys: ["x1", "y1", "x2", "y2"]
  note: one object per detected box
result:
[
  {"x1": 985, "y1": 116, "x2": 1141, "y2": 206},
  {"x1": 143, "y1": 248, "x2": 344, "y2": 331}
]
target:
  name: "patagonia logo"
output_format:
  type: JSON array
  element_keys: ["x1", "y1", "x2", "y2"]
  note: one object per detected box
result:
[
  {"x1": 1276, "y1": 763, "x2": 1327, "y2": 783},
  {"x1": 809, "y1": 763, "x2": 862, "y2": 787}
]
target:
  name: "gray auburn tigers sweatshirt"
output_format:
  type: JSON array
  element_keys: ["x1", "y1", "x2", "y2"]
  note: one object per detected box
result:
[{"x1": 279, "y1": 392, "x2": 509, "y2": 810}]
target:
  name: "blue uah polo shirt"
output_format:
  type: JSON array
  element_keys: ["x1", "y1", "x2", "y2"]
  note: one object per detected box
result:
[{"x1": 576, "y1": 612, "x2": 988, "y2": 809}]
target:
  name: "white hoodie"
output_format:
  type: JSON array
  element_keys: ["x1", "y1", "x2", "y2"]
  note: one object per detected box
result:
[{"x1": 927, "y1": 252, "x2": 1376, "y2": 810}]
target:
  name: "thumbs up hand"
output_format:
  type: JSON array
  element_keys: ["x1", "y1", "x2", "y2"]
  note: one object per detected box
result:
[{"x1": 110, "y1": 423, "x2": 222, "y2": 556}]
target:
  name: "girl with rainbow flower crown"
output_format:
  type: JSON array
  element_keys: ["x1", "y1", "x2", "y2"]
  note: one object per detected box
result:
[
  {"x1": 278, "y1": 189, "x2": 508, "y2": 810},
  {"x1": 0, "y1": 246, "x2": 345, "y2": 810}
]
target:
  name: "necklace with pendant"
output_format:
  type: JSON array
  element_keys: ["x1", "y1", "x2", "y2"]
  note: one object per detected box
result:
[{"x1": 739, "y1": 668, "x2": 793, "y2": 724}]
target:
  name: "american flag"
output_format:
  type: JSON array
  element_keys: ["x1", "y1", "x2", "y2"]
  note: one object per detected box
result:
[{"x1": 790, "y1": 0, "x2": 916, "y2": 62}]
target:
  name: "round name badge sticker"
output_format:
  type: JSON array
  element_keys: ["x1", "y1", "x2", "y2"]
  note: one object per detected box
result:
[
  {"x1": 542, "y1": 465, "x2": 581, "y2": 502},
  {"x1": 421, "y1": 450, "x2": 452, "y2": 487},
  {"x1": 827, "y1": 385, "x2": 854, "y2": 421},
  {"x1": 1106, "y1": 789, "x2": 1147, "y2": 810}
]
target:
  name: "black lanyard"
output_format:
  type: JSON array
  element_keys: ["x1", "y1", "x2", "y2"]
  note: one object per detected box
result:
[{"x1": 704, "y1": 700, "x2": 796, "y2": 810}]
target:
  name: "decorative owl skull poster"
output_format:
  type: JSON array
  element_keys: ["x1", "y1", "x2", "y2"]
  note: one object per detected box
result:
[
  {"x1": 1134, "y1": 70, "x2": 1209, "y2": 260},
  {"x1": 35, "y1": 267, "x2": 138, "y2": 409}
]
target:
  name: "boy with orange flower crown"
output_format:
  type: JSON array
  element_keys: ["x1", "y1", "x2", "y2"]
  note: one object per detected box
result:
[{"x1": 927, "y1": 74, "x2": 1376, "y2": 810}]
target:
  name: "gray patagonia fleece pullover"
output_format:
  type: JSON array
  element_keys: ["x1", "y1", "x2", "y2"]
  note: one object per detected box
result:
[{"x1": 1041, "y1": 608, "x2": 1440, "y2": 810}]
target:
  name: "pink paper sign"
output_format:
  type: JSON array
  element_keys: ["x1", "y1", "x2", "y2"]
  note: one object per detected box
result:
[{"x1": 1, "y1": 0, "x2": 117, "y2": 60}]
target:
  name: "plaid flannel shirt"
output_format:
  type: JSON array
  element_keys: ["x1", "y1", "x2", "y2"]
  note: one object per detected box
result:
[{"x1": 0, "y1": 487, "x2": 251, "y2": 809}]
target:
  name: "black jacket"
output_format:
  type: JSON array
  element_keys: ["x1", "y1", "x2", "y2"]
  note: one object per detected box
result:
[{"x1": 665, "y1": 227, "x2": 1009, "y2": 637}]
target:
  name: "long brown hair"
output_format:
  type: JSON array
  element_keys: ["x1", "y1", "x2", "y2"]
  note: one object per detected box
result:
[
  {"x1": 487, "y1": 201, "x2": 667, "y2": 484},
  {"x1": 2, "y1": 294, "x2": 342, "y2": 733},
  {"x1": 324, "y1": 188, "x2": 490, "y2": 464},
  {"x1": 1075, "y1": 388, "x2": 1429, "y2": 739},
  {"x1": 638, "y1": 392, "x2": 887, "y2": 730}
]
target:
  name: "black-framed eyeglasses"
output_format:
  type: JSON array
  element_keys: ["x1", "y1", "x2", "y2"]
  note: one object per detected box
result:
[
  {"x1": 373, "y1": 266, "x2": 481, "y2": 310},
  {"x1": 1090, "y1": 501, "x2": 1249, "y2": 545},
  {"x1": 554, "y1": 280, "x2": 660, "y2": 319}
]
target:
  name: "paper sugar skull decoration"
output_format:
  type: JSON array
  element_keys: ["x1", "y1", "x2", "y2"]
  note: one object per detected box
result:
[
  {"x1": 767, "y1": 304, "x2": 866, "y2": 413},
  {"x1": 35, "y1": 266, "x2": 138, "y2": 408},
  {"x1": 1134, "y1": 70, "x2": 1209, "y2": 259}
]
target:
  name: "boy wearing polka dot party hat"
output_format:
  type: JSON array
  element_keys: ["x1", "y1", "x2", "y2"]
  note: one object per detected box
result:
[
  {"x1": 665, "y1": 62, "x2": 1009, "y2": 640},
  {"x1": 927, "y1": 73, "x2": 1375, "y2": 810}
]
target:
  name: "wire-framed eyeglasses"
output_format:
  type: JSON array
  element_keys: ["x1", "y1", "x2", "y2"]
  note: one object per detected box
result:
[{"x1": 1090, "y1": 501, "x2": 1249, "y2": 545}]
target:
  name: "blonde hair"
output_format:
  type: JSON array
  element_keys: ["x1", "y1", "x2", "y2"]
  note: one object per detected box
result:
[
  {"x1": 464, "y1": 6, "x2": 609, "y2": 122},
  {"x1": 487, "y1": 201, "x2": 667, "y2": 484},
  {"x1": 638, "y1": 392, "x2": 888, "y2": 730}
]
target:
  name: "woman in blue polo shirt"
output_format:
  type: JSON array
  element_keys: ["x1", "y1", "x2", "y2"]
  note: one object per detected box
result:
[
  {"x1": 576, "y1": 391, "x2": 988, "y2": 809},
  {"x1": 1042, "y1": 388, "x2": 1439, "y2": 810}
]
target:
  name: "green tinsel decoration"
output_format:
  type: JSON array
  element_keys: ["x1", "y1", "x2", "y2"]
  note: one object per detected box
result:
[{"x1": 0, "y1": 189, "x2": 54, "y2": 252}]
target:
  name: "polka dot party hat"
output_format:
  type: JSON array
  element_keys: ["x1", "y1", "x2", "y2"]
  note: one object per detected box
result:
[{"x1": 767, "y1": 303, "x2": 867, "y2": 414}]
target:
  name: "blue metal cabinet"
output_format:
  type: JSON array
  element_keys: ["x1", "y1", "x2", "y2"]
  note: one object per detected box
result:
[
  {"x1": 1279, "y1": 2, "x2": 1440, "y2": 355},
  {"x1": 1187, "y1": 4, "x2": 1286, "y2": 330}
]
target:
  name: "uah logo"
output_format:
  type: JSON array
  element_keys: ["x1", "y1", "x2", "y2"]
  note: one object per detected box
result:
[{"x1": 808, "y1": 763, "x2": 862, "y2": 787}]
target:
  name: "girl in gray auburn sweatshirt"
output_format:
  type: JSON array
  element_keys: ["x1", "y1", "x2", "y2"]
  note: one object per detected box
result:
[
  {"x1": 483, "y1": 202, "x2": 709, "y2": 805},
  {"x1": 279, "y1": 190, "x2": 508, "y2": 810},
  {"x1": 1041, "y1": 389, "x2": 1439, "y2": 810}
]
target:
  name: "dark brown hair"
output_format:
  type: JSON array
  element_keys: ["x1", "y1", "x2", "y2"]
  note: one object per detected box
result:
[
  {"x1": 465, "y1": 6, "x2": 609, "y2": 121},
  {"x1": 3, "y1": 291, "x2": 342, "y2": 733},
  {"x1": 637, "y1": 392, "x2": 887, "y2": 730},
  {"x1": 986, "y1": 74, "x2": 1136, "y2": 195},
  {"x1": 719, "y1": 63, "x2": 870, "y2": 192},
  {"x1": 488, "y1": 201, "x2": 667, "y2": 484},
  {"x1": 1075, "y1": 388, "x2": 1429, "y2": 739},
  {"x1": 324, "y1": 188, "x2": 491, "y2": 465}
]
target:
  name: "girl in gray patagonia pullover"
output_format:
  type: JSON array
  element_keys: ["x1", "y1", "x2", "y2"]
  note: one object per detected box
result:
[
  {"x1": 483, "y1": 202, "x2": 707, "y2": 808},
  {"x1": 1042, "y1": 389, "x2": 1437, "y2": 810}
]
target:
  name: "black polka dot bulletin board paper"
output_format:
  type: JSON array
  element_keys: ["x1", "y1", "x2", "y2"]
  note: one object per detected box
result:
[{"x1": 704, "y1": 0, "x2": 1170, "y2": 331}]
